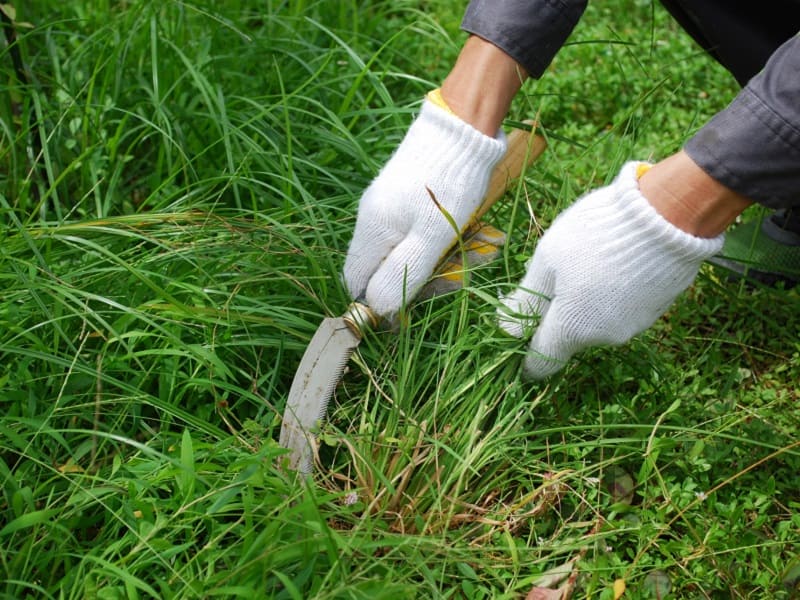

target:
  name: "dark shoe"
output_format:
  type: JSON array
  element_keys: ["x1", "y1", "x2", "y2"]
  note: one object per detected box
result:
[{"x1": 709, "y1": 208, "x2": 800, "y2": 286}]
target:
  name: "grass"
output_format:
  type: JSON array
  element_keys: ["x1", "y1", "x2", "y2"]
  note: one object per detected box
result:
[{"x1": 1, "y1": 1, "x2": 799, "y2": 598}]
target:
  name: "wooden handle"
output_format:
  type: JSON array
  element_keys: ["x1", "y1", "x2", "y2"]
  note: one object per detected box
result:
[
  {"x1": 426, "y1": 122, "x2": 546, "y2": 291},
  {"x1": 474, "y1": 121, "x2": 546, "y2": 224}
]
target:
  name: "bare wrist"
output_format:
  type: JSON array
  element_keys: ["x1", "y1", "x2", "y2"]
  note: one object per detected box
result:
[
  {"x1": 639, "y1": 151, "x2": 752, "y2": 238},
  {"x1": 440, "y1": 36, "x2": 528, "y2": 136}
]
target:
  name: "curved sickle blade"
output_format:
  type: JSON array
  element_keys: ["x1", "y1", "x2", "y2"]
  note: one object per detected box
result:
[{"x1": 279, "y1": 317, "x2": 361, "y2": 474}]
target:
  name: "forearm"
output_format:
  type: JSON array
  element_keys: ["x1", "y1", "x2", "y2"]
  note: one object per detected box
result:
[
  {"x1": 639, "y1": 151, "x2": 752, "y2": 238},
  {"x1": 440, "y1": 35, "x2": 528, "y2": 136}
]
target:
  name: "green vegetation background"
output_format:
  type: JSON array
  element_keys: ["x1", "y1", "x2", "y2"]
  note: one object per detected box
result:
[{"x1": 1, "y1": 1, "x2": 798, "y2": 598}]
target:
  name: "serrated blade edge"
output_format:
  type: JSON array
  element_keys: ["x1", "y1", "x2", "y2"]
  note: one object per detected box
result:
[{"x1": 279, "y1": 317, "x2": 361, "y2": 474}]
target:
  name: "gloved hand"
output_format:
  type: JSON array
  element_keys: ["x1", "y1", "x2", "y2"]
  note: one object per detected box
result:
[
  {"x1": 499, "y1": 162, "x2": 724, "y2": 379},
  {"x1": 343, "y1": 96, "x2": 507, "y2": 317}
]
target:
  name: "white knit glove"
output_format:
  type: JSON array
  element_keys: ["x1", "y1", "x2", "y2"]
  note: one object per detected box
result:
[
  {"x1": 499, "y1": 162, "x2": 724, "y2": 379},
  {"x1": 343, "y1": 98, "x2": 507, "y2": 317}
]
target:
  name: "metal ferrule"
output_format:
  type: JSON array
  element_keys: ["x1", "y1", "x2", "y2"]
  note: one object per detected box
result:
[{"x1": 341, "y1": 302, "x2": 379, "y2": 338}]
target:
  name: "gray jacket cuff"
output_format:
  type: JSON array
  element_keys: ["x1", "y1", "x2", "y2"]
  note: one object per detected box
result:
[
  {"x1": 685, "y1": 35, "x2": 800, "y2": 209},
  {"x1": 461, "y1": 0, "x2": 587, "y2": 79}
]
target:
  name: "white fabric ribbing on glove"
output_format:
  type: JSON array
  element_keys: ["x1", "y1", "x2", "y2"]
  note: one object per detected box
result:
[
  {"x1": 499, "y1": 161, "x2": 724, "y2": 379},
  {"x1": 343, "y1": 99, "x2": 507, "y2": 317}
]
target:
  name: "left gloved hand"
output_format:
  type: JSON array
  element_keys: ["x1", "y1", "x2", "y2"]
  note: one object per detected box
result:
[
  {"x1": 498, "y1": 162, "x2": 724, "y2": 379},
  {"x1": 343, "y1": 97, "x2": 507, "y2": 318}
]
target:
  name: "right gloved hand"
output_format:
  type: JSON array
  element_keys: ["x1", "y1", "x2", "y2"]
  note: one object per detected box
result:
[
  {"x1": 343, "y1": 96, "x2": 507, "y2": 318},
  {"x1": 498, "y1": 162, "x2": 724, "y2": 379}
]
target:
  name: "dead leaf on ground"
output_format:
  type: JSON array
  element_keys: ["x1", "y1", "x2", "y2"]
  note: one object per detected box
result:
[
  {"x1": 527, "y1": 587, "x2": 564, "y2": 600},
  {"x1": 526, "y1": 556, "x2": 580, "y2": 600}
]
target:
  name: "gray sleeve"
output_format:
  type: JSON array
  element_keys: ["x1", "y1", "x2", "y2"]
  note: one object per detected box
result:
[
  {"x1": 685, "y1": 34, "x2": 800, "y2": 209},
  {"x1": 461, "y1": 0, "x2": 588, "y2": 79}
]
